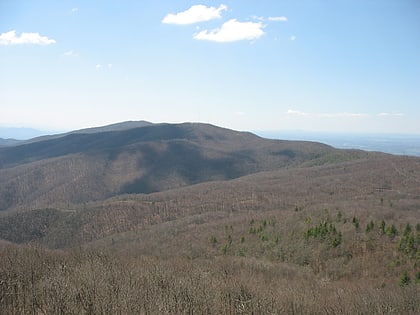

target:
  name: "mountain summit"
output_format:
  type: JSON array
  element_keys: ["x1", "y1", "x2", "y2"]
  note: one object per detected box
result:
[{"x1": 0, "y1": 122, "x2": 366, "y2": 211}]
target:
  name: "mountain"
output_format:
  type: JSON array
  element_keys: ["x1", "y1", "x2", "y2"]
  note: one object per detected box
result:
[
  {"x1": 0, "y1": 127, "x2": 49, "y2": 140},
  {"x1": 0, "y1": 121, "x2": 419, "y2": 313},
  {"x1": 1, "y1": 152, "x2": 417, "y2": 249},
  {"x1": 0, "y1": 121, "x2": 154, "y2": 148},
  {"x1": 0, "y1": 122, "x2": 368, "y2": 211},
  {"x1": 0, "y1": 138, "x2": 22, "y2": 147},
  {"x1": 19, "y1": 120, "x2": 154, "y2": 144}
]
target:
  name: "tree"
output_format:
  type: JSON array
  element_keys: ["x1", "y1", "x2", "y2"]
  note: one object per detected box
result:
[
  {"x1": 352, "y1": 217, "x2": 359, "y2": 230},
  {"x1": 385, "y1": 224, "x2": 398, "y2": 237},
  {"x1": 365, "y1": 221, "x2": 374, "y2": 233},
  {"x1": 210, "y1": 235, "x2": 217, "y2": 245},
  {"x1": 379, "y1": 220, "x2": 386, "y2": 235},
  {"x1": 403, "y1": 223, "x2": 412, "y2": 237},
  {"x1": 399, "y1": 271, "x2": 410, "y2": 287}
]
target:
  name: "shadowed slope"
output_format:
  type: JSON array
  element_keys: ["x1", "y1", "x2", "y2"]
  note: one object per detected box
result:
[{"x1": 0, "y1": 122, "x2": 366, "y2": 211}]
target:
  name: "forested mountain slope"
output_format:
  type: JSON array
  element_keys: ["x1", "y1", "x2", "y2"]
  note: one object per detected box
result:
[{"x1": 0, "y1": 122, "x2": 366, "y2": 211}]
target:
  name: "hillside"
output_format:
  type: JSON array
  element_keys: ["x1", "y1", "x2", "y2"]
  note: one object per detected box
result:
[
  {"x1": 0, "y1": 122, "x2": 364, "y2": 211},
  {"x1": 0, "y1": 138, "x2": 21, "y2": 147},
  {"x1": 20, "y1": 120, "x2": 154, "y2": 145},
  {"x1": 0, "y1": 152, "x2": 419, "y2": 314},
  {"x1": 1, "y1": 153, "x2": 418, "y2": 249},
  {"x1": 0, "y1": 122, "x2": 419, "y2": 314}
]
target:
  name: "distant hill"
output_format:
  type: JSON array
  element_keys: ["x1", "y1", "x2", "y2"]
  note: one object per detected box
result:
[
  {"x1": 21, "y1": 120, "x2": 154, "y2": 144},
  {"x1": 0, "y1": 122, "x2": 368, "y2": 211},
  {"x1": 0, "y1": 127, "x2": 50, "y2": 140},
  {"x1": 0, "y1": 138, "x2": 21, "y2": 147}
]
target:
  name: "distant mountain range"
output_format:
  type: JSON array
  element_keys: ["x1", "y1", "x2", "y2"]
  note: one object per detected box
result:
[
  {"x1": 0, "y1": 121, "x2": 153, "y2": 146},
  {"x1": 0, "y1": 138, "x2": 21, "y2": 147},
  {"x1": 0, "y1": 127, "x2": 51, "y2": 141},
  {"x1": 0, "y1": 121, "x2": 371, "y2": 211}
]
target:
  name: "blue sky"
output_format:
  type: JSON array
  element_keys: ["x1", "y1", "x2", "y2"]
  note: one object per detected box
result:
[{"x1": 1, "y1": 0, "x2": 419, "y2": 134}]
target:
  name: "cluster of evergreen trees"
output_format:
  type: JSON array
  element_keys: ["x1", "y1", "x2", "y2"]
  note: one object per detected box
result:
[{"x1": 304, "y1": 220, "x2": 342, "y2": 248}]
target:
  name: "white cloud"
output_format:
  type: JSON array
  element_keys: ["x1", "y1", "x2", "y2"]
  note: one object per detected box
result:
[
  {"x1": 71, "y1": 7, "x2": 78, "y2": 13},
  {"x1": 289, "y1": 110, "x2": 406, "y2": 119},
  {"x1": 290, "y1": 35, "x2": 297, "y2": 41},
  {"x1": 95, "y1": 64, "x2": 113, "y2": 70},
  {"x1": 378, "y1": 112, "x2": 405, "y2": 117},
  {"x1": 268, "y1": 16, "x2": 288, "y2": 22},
  {"x1": 251, "y1": 16, "x2": 264, "y2": 21},
  {"x1": 194, "y1": 19, "x2": 265, "y2": 43},
  {"x1": 162, "y1": 4, "x2": 227, "y2": 25},
  {"x1": 0, "y1": 30, "x2": 56, "y2": 45},
  {"x1": 318, "y1": 112, "x2": 368, "y2": 118},
  {"x1": 287, "y1": 109, "x2": 368, "y2": 118},
  {"x1": 63, "y1": 50, "x2": 79, "y2": 57},
  {"x1": 287, "y1": 109, "x2": 308, "y2": 116}
]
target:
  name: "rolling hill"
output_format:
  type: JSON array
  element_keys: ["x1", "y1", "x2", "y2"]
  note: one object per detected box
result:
[
  {"x1": 19, "y1": 120, "x2": 154, "y2": 145},
  {"x1": 0, "y1": 121, "x2": 419, "y2": 314},
  {"x1": 0, "y1": 122, "x2": 366, "y2": 211},
  {"x1": 0, "y1": 138, "x2": 21, "y2": 147}
]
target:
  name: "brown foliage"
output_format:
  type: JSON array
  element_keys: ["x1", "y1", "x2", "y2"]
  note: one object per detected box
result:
[
  {"x1": 0, "y1": 123, "x2": 363, "y2": 211},
  {"x1": 0, "y1": 245, "x2": 419, "y2": 314},
  {"x1": 1, "y1": 125, "x2": 420, "y2": 313}
]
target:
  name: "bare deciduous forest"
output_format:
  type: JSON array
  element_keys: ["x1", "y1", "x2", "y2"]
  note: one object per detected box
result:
[
  {"x1": 0, "y1": 123, "x2": 419, "y2": 314},
  {"x1": 1, "y1": 245, "x2": 419, "y2": 314}
]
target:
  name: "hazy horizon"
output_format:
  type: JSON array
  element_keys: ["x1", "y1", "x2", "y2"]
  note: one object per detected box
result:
[{"x1": 2, "y1": 121, "x2": 420, "y2": 139}]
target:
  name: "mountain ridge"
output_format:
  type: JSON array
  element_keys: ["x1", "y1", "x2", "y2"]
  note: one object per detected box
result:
[
  {"x1": 0, "y1": 121, "x2": 368, "y2": 212},
  {"x1": 0, "y1": 121, "x2": 419, "y2": 313},
  {"x1": 0, "y1": 138, "x2": 21, "y2": 147}
]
